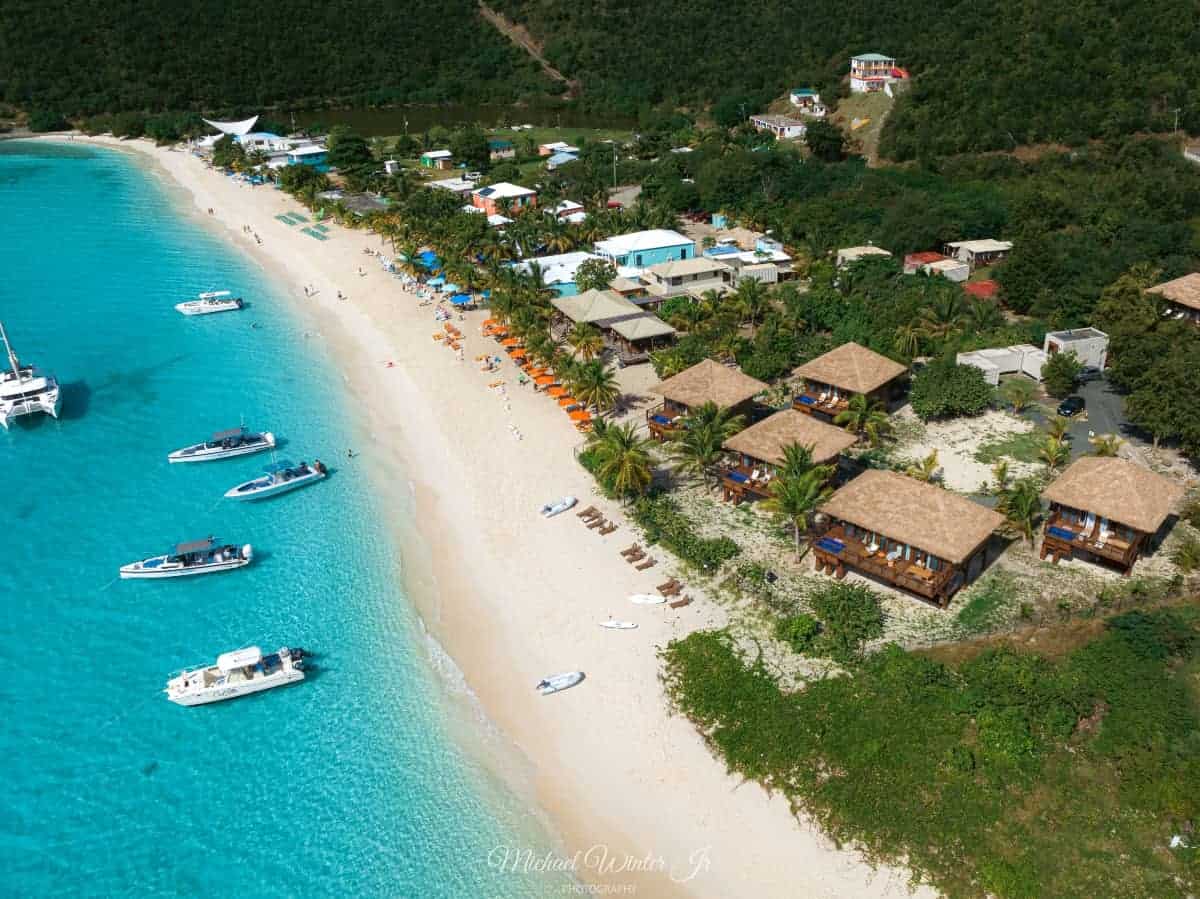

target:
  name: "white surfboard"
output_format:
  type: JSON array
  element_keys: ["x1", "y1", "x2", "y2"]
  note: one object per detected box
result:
[
  {"x1": 629, "y1": 594, "x2": 666, "y2": 605},
  {"x1": 600, "y1": 619, "x2": 638, "y2": 629}
]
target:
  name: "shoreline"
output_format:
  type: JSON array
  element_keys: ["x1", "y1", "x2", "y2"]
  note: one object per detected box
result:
[{"x1": 48, "y1": 134, "x2": 932, "y2": 898}]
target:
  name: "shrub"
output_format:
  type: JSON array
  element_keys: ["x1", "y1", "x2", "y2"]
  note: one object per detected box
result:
[
  {"x1": 774, "y1": 613, "x2": 821, "y2": 654},
  {"x1": 632, "y1": 496, "x2": 740, "y2": 571},
  {"x1": 1171, "y1": 533, "x2": 1200, "y2": 573},
  {"x1": 810, "y1": 582, "x2": 884, "y2": 664},
  {"x1": 27, "y1": 108, "x2": 69, "y2": 132},
  {"x1": 1042, "y1": 350, "x2": 1083, "y2": 398},
  {"x1": 910, "y1": 360, "x2": 994, "y2": 420}
]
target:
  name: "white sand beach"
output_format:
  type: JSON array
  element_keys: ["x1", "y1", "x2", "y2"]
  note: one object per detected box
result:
[{"x1": 62, "y1": 134, "x2": 933, "y2": 899}]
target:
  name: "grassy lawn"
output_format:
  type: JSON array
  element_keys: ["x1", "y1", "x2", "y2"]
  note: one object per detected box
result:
[
  {"x1": 831, "y1": 91, "x2": 894, "y2": 164},
  {"x1": 974, "y1": 429, "x2": 1044, "y2": 464}
]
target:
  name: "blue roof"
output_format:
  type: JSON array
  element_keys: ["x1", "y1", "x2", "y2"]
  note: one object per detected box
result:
[
  {"x1": 488, "y1": 139, "x2": 513, "y2": 149},
  {"x1": 547, "y1": 152, "x2": 578, "y2": 165},
  {"x1": 477, "y1": 187, "x2": 496, "y2": 197},
  {"x1": 427, "y1": 275, "x2": 446, "y2": 286}
]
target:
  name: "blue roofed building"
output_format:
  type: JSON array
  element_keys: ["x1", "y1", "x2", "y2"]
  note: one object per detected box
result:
[
  {"x1": 546, "y1": 151, "x2": 579, "y2": 170},
  {"x1": 594, "y1": 229, "x2": 696, "y2": 271}
]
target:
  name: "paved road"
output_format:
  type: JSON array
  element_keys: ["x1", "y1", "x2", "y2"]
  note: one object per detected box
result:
[{"x1": 1021, "y1": 376, "x2": 1133, "y2": 459}]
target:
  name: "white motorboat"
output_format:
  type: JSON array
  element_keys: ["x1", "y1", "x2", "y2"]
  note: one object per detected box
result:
[
  {"x1": 168, "y1": 427, "x2": 275, "y2": 463},
  {"x1": 120, "y1": 538, "x2": 253, "y2": 579},
  {"x1": 537, "y1": 671, "x2": 584, "y2": 695},
  {"x1": 225, "y1": 459, "x2": 327, "y2": 501},
  {"x1": 629, "y1": 594, "x2": 666, "y2": 605},
  {"x1": 600, "y1": 619, "x2": 638, "y2": 630},
  {"x1": 165, "y1": 646, "x2": 305, "y2": 706},
  {"x1": 175, "y1": 290, "x2": 244, "y2": 316},
  {"x1": 0, "y1": 321, "x2": 60, "y2": 429},
  {"x1": 539, "y1": 495, "x2": 577, "y2": 517}
]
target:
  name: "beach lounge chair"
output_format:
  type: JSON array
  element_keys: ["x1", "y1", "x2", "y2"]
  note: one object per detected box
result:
[
  {"x1": 1095, "y1": 518, "x2": 1111, "y2": 548},
  {"x1": 625, "y1": 549, "x2": 646, "y2": 564},
  {"x1": 668, "y1": 596, "x2": 692, "y2": 609},
  {"x1": 586, "y1": 517, "x2": 606, "y2": 530},
  {"x1": 1081, "y1": 512, "x2": 1097, "y2": 539},
  {"x1": 577, "y1": 506, "x2": 599, "y2": 520},
  {"x1": 599, "y1": 522, "x2": 618, "y2": 536},
  {"x1": 621, "y1": 544, "x2": 642, "y2": 558},
  {"x1": 635, "y1": 557, "x2": 657, "y2": 571}
]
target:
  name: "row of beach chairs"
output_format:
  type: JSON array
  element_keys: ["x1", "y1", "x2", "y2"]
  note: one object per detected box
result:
[{"x1": 577, "y1": 505, "x2": 618, "y2": 537}]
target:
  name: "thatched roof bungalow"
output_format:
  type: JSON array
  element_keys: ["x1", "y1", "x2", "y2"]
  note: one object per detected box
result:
[
  {"x1": 793, "y1": 342, "x2": 908, "y2": 418},
  {"x1": 720, "y1": 409, "x2": 857, "y2": 504},
  {"x1": 646, "y1": 359, "x2": 767, "y2": 440}
]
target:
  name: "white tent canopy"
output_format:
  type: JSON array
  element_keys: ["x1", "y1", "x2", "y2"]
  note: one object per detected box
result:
[{"x1": 203, "y1": 115, "x2": 259, "y2": 137}]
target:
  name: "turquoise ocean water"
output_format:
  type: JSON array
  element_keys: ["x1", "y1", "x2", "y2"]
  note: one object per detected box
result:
[{"x1": 0, "y1": 141, "x2": 565, "y2": 897}]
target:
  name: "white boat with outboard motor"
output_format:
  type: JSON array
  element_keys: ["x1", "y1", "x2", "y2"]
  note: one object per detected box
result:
[
  {"x1": 175, "y1": 290, "x2": 244, "y2": 316},
  {"x1": 539, "y1": 495, "x2": 577, "y2": 517},
  {"x1": 120, "y1": 537, "x2": 253, "y2": 579},
  {"x1": 537, "y1": 671, "x2": 584, "y2": 695},
  {"x1": 629, "y1": 594, "x2": 666, "y2": 605},
  {"x1": 225, "y1": 459, "x2": 327, "y2": 501},
  {"x1": 165, "y1": 645, "x2": 305, "y2": 706},
  {"x1": 168, "y1": 427, "x2": 275, "y2": 463},
  {"x1": 0, "y1": 320, "x2": 60, "y2": 429}
]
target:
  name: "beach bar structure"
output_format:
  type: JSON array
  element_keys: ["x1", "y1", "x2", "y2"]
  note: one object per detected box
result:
[
  {"x1": 812, "y1": 470, "x2": 1004, "y2": 606},
  {"x1": 793, "y1": 342, "x2": 908, "y2": 419},
  {"x1": 720, "y1": 410, "x2": 856, "y2": 504},
  {"x1": 549, "y1": 289, "x2": 641, "y2": 334},
  {"x1": 607, "y1": 315, "x2": 676, "y2": 365},
  {"x1": 646, "y1": 359, "x2": 767, "y2": 441},
  {"x1": 1040, "y1": 457, "x2": 1183, "y2": 573}
]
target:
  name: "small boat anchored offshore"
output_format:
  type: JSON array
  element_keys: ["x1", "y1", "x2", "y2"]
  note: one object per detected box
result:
[
  {"x1": 165, "y1": 646, "x2": 305, "y2": 706},
  {"x1": 536, "y1": 671, "x2": 585, "y2": 695},
  {"x1": 0, "y1": 320, "x2": 60, "y2": 429},
  {"x1": 120, "y1": 537, "x2": 253, "y2": 579},
  {"x1": 225, "y1": 459, "x2": 327, "y2": 501},
  {"x1": 175, "y1": 290, "x2": 244, "y2": 316},
  {"x1": 168, "y1": 427, "x2": 275, "y2": 463}
]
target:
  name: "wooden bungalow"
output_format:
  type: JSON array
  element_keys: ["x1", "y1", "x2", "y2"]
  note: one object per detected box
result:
[
  {"x1": 645, "y1": 359, "x2": 767, "y2": 441},
  {"x1": 1040, "y1": 457, "x2": 1183, "y2": 574},
  {"x1": 549, "y1": 289, "x2": 642, "y2": 337},
  {"x1": 792, "y1": 342, "x2": 908, "y2": 420},
  {"x1": 812, "y1": 470, "x2": 1004, "y2": 606},
  {"x1": 720, "y1": 410, "x2": 856, "y2": 504},
  {"x1": 608, "y1": 314, "x2": 676, "y2": 366}
]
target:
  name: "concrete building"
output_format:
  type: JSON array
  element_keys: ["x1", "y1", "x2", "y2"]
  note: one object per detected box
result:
[
  {"x1": 471, "y1": 182, "x2": 537, "y2": 216},
  {"x1": 956, "y1": 345, "x2": 1047, "y2": 386},
  {"x1": 419, "y1": 149, "x2": 453, "y2": 170},
  {"x1": 513, "y1": 251, "x2": 604, "y2": 297},
  {"x1": 427, "y1": 177, "x2": 476, "y2": 196},
  {"x1": 1044, "y1": 328, "x2": 1108, "y2": 370},
  {"x1": 641, "y1": 257, "x2": 732, "y2": 298},
  {"x1": 594, "y1": 229, "x2": 696, "y2": 270},
  {"x1": 748, "y1": 114, "x2": 807, "y2": 140},
  {"x1": 849, "y1": 53, "x2": 907, "y2": 93},
  {"x1": 943, "y1": 239, "x2": 1013, "y2": 269},
  {"x1": 836, "y1": 245, "x2": 892, "y2": 268},
  {"x1": 488, "y1": 139, "x2": 515, "y2": 161},
  {"x1": 789, "y1": 88, "x2": 826, "y2": 117}
]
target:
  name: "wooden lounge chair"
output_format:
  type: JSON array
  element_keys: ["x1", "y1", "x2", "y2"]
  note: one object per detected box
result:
[
  {"x1": 577, "y1": 506, "x2": 599, "y2": 519},
  {"x1": 657, "y1": 578, "x2": 682, "y2": 596},
  {"x1": 586, "y1": 517, "x2": 606, "y2": 530},
  {"x1": 668, "y1": 596, "x2": 692, "y2": 609},
  {"x1": 625, "y1": 549, "x2": 646, "y2": 564},
  {"x1": 635, "y1": 556, "x2": 657, "y2": 571},
  {"x1": 620, "y1": 543, "x2": 642, "y2": 558},
  {"x1": 598, "y1": 523, "x2": 618, "y2": 536}
]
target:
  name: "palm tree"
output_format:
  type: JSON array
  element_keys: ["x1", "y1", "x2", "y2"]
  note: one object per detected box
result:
[
  {"x1": 996, "y1": 478, "x2": 1042, "y2": 544},
  {"x1": 763, "y1": 468, "x2": 834, "y2": 560},
  {"x1": 906, "y1": 450, "x2": 940, "y2": 482},
  {"x1": 732, "y1": 278, "x2": 771, "y2": 334},
  {"x1": 1044, "y1": 416, "x2": 1071, "y2": 441},
  {"x1": 666, "y1": 302, "x2": 709, "y2": 332},
  {"x1": 667, "y1": 403, "x2": 746, "y2": 490},
  {"x1": 916, "y1": 292, "x2": 968, "y2": 345},
  {"x1": 893, "y1": 322, "x2": 921, "y2": 359},
  {"x1": 590, "y1": 421, "x2": 655, "y2": 500},
  {"x1": 833, "y1": 394, "x2": 892, "y2": 446},
  {"x1": 776, "y1": 442, "x2": 823, "y2": 482},
  {"x1": 650, "y1": 348, "x2": 689, "y2": 379},
  {"x1": 1038, "y1": 435, "x2": 1070, "y2": 470},
  {"x1": 999, "y1": 378, "x2": 1038, "y2": 413},
  {"x1": 1089, "y1": 433, "x2": 1124, "y2": 457},
  {"x1": 566, "y1": 322, "x2": 605, "y2": 361},
  {"x1": 570, "y1": 360, "x2": 621, "y2": 413}
]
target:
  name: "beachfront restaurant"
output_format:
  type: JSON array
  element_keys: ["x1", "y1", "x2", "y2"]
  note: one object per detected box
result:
[
  {"x1": 549, "y1": 289, "x2": 642, "y2": 336},
  {"x1": 793, "y1": 342, "x2": 908, "y2": 420},
  {"x1": 812, "y1": 470, "x2": 1004, "y2": 606},
  {"x1": 607, "y1": 315, "x2": 676, "y2": 366},
  {"x1": 720, "y1": 410, "x2": 856, "y2": 504},
  {"x1": 645, "y1": 359, "x2": 767, "y2": 441},
  {"x1": 1040, "y1": 457, "x2": 1183, "y2": 574}
]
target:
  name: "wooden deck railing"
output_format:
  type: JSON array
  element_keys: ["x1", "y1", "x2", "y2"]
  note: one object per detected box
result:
[
  {"x1": 1041, "y1": 514, "x2": 1138, "y2": 569},
  {"x1": 812, "y1": 526, "x2": 956, "y2": 603}
]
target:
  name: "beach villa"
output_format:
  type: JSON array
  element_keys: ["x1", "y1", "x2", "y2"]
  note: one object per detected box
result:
[
  {"x1": 1040, "y1": 457, "x2": 1183, "y2": 574},
  {"x1": 471, "y1": 182, "x2": 537, "y2": 216},
  {"x1": 594, "y1": 229, "x2": 695, "y2": 271},
  {"x1": 420, "y1": 149, "x2": 453, "y2": 170},
  {"x1": 641, "y1": 257, "x2": 732, "y2": 299},
  {"x1": 813, "y1": 470, "x2": 1004, "y2": 606},
  {"x1": 720, "y1": 410, "x2": 856, "y2": 504},
  {"x1": 488, "y1": 139, "x2": 516, "y2": 160},
  {"x1": 513, "y1": 251, "x2": 604, "y2": 296},
  {"x1": 1147, "y1": 272, "x2": 1200, "y2": 323},
  {"x1": 646, "y1": 359, "x2": 767, "y2": 441},
  {"x1": 793, "y1": 342, "x2": 908, "y2": 419}
]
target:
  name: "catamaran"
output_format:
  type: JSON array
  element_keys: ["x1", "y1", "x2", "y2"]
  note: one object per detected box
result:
[
  {"x1": 0, "y1": 320, "x2": 60, "y2": 429},
  {"x1": 168, "y1": 427, "x2": 275, "y2": 463},
  {"x1": 165, "y1": 645, "x2": 305, "y2": 706},
  {"x1": 120, "y1": 537, "x2": 253, "y2": 579},
  {"x1": 175, "y1": 290, "x2": 244, "y2": 316},
  {"x1": 224, "y1": 459, "x2": 327, "y2": 501}
]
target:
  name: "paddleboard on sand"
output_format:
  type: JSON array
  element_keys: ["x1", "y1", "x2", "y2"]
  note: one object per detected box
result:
[
  {"x1": 600, "y1": 619, "x2": 638, "y2": 629},
  {"x1": 629, "y1": 594, "x2": 666, "y2": 605}
]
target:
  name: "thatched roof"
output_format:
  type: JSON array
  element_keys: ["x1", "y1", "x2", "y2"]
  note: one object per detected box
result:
[
  {"x1": 1147, "y1": 273, "x2": 1200, "y2": 312},
  {"x1": 609, "y1": 314, "x2": 676, "y2": 342},
  {"x1": 723, "y1": 409, "x2": 857, "y2": 466},
  {"x1": 1041, "y1": 457, "x2": 1183, "y2": 534},
  {"x1": 650, "y1": 359, "x2": 767, "y2": 409},
  {"x1": 822, "y1": 470, "x2": 1003, "y2": 564},
  {"x1": 550, "y1": 289, "x2": 641, "y2": 324},
  {"x1": 793, "y1": 342, "x2": 907, "y2": 395}
]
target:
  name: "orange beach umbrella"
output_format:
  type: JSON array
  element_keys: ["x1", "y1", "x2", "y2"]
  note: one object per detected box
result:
[
  {"x1": 569, "y1": 410, "x2": 592, "y2": 422},
  {"x1": 534, "y1": 375, "x2": 557, "y2": 387},
  {"x1": 509, "y1": 348, "x2": 527, "y2": 359},
  {"x1": 500, "y1": 337, "x2": 520, "y2": 347},
  {"x1": 557, "y1": 396, "x2": 579, "y2": 408},
  {"x1": 546, "y1": 386, "x2": 567, "y2": 398}
]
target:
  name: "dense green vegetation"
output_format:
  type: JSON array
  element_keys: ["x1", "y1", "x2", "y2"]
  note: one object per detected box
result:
[
  {"x1": 492, "y1": 0, "x2": 1200, "y2": 158},
  {"x1": 0, "y1": 0, "x2": 555, "y2": 118},
  {"x1": 662, "y1": 608, "x2": 1200, "y2": 898}
]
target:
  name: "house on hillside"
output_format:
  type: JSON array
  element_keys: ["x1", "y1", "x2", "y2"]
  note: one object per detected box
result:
[
  {"x1": 789, "y1": 88, "x2": 826, "y2": 117},
  {"x1": 594, "y1": 229, "x2": 695, "y2": 271},
  {"x1": 943, "y1": 239, "x2": 1012, "y2": 269},
  {"x1": 849, "y1": 53, "x2": 908, "y2": 93},
  {"x1": 836, "y1": 245, "x2": 892, "y2": 268},
  {"x1": 427, "y1": 177, "x2": 476, "y2": 196},
  {"x1": 720, "y1": 410, "x2": 856, "y2": 505},
  {"x1": 646, "y1": 359, "x2": 767, "y2": 442},
  {"x1": 793, "y1": 342, "x2": 908, "y2": 419},
  {"x1": 749, "y1": 114, "x2": 807, "y2": 140},
  {"x1": 471, "y1": 182, "x2": 537, "y2": 216},
  {"x1": 420, "y1": 149, "x2": 453, "y2": 170},
  {"x1": 488, "y1": 139, "x2": 515, "y2": 161},
  {"x1": 903, "y1": 251, "x2": 968, "y2": 282},
  {"x1": 1041, "y1": 457, "x2": 1183, "y2": 574},
  {"x1": 812, "y1": 470, "x2": 1004, "y2": 606},
  {"x1": 1147, "y1": 272, "x2": 1200, "y2": 323}
]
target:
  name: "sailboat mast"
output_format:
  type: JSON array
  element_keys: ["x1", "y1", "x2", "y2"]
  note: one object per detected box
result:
[{"x1": 0, "y1": 321, "x2": 21, "y2": 381}]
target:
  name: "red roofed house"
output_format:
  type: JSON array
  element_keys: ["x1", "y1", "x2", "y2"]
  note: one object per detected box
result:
[{"x1": 471, "y1": 182, "x2": 538, "y2": 216}]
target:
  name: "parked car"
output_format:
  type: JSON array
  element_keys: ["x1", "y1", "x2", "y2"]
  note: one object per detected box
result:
[
  {"x1": 1078, "y1": 366, "x2": 1104, "y2": 382},
  {"x1": 1057, "y1": 395, "x2": 1086, "y2": 417}
]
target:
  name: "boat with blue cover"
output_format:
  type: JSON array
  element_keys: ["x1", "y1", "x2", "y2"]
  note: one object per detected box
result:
[
  {"x1": 168, "y1": 426, "x2": 275, "y2": 463},
  {"x1": 224, "y1": 459, "x2": 327, "y2": 501},
  {"x1": 120, "y1": 537, "x2": 253, "y2": 579}
]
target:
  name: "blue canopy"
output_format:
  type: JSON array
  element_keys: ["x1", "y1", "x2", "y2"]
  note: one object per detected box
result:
[
  {"x1": 442, "y1": 283, "x2": 460, "y2": 293},
  {"x1": 418, "y1": 250, "x2": 439, "y2": 269},
  {"x1": 427, "y1": 275, "x2": 446, "y2": 286},
  {"x1": 449, "y1": 293, "x2": 472, "y2": 306}
]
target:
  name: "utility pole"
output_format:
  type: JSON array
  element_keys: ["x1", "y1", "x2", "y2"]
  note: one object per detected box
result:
[
  {"x1": 613, "y1": 146, "x2": 617, "y2": 189},
  {"x1": 1174, "y1": 108, "x2": 1182, "y2": 135}
]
